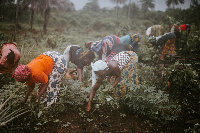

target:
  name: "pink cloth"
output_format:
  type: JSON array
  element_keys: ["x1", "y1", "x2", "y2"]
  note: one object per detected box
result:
[
  {"x1": 12, "y1": 64, "x2": 30, "y2": 82},
  {"x1": 0, "y1": 43, "x2": 21, "y2": 67}
]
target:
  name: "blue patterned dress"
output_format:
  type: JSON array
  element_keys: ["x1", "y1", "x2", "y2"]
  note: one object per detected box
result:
[{"x1": 39, "y1": 51, "x2": 66, "y2": 108}]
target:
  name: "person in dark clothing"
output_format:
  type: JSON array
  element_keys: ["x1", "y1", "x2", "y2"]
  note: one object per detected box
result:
[
  {"x1": 110, "y1": 43, "x2": 130, "y2": 53},
  {"x1": 148, "y1": 33, "x2": 176, "y2": 73},
  {"x1": 63, "y1": 45, "x2": 95, "y2": 82},
  {"x1": 148, "y1": 32, "x2": 176, "y2": 60}
]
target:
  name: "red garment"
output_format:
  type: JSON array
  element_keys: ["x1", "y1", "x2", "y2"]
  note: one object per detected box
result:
[
  {"x1": 26, "y1": 54, "x2": 54, "y2": 86},
  {"x1": 180, "y1": 24, "x2": 186, "y2": 30}
]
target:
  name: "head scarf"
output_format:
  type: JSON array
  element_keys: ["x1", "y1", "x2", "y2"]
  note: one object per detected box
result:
[
  {"x1": 91, "y1": 60, "x2": 107, "y2": 87},
  {"x1": 180, "y1": 24, "x2": 186, "y2": 30},
  {"x1": 12, "y1": 64, "x2": 30, "y2": 82},
  {"x1": 90, "y1": 41, "x2": 101, "y2": 53}
]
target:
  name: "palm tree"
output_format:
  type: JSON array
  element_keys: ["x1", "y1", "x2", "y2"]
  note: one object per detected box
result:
[
  {"x1": 165, "y1": 0, "x2": 185, "y2": 8},
  {"x1": 30, "y1": 0, "x2": 74, "y2": 34},
  {"x1": 139, "y1": 0, "x2": 155, "y2": 13},
  {"x1": 110, "y1": 0, "x2": 127, "y2": 17},
  {"x1": 15, "y1": 0, "x2": 20, "y2": 32},
  {"x1": 123, "y1": 2, "x2": 139, "y2": 20}
]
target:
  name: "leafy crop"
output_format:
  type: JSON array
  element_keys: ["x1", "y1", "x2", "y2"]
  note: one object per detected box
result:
[{"x1": 0, "y1": 3, "x2": 200, "y2": 132}]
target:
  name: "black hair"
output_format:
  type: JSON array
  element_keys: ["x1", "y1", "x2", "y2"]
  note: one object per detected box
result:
[{"x1": 7, "y1": 49, "x2": 15, "y2": 65}]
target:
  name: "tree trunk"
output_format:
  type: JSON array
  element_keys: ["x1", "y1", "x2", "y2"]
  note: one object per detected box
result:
[
  {"x1": 43, "y1": 8, "x2": 50, "y2": 34},
  {"x1": 117, "y1": 2, "x2": 119, "y2": 18},
  {"x1": 128, "y1": 0, "x2": 131, "y2": 20},
  {"x1": 30, "y1": 0, "x2": 34, "y2": 30},
  {"x1": 30, "y1": 9, "x2": 34, "y2": 30},
  {"x1": 15, "y1": 0, "x2": 20, "y2": 32}
]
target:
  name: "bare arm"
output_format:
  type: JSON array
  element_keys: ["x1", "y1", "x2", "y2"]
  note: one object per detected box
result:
[
  {"x1": 69, "y1": 68, "x2": 77, "y2": 74},
  {"x1": 36, "y1": 81, "x2": 49, "y2": 101},
  {"x1": 77, "y1": 68, "x2": 83, "y2": 82},
  {"x1": 21, "y1": 83, "x2": 35, "y2": 104},
  {"x1": 112, "y1": 69, "x2": 121, "y2": 88},
  {"x1": 86, "y1": 75, "x2": 104, "y2": 112}
]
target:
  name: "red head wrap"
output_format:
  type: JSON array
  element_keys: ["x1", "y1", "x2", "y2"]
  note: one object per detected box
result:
[
  {"x1": 180, "y1": 24, "x2": 186, "y2": 30},
  {"x1": 12, "y1": 64, "x2": 30, "y2": 82}
]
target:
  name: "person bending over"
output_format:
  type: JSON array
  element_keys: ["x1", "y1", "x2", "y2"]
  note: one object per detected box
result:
[
  {"x1": 119, "y1": 33, "x2": 141, "y2": 52},
  {"x1": 86, "y1": 35, "x2": 120, "y2": 61},
  {"x1": 12, "y1": 51, "x2": 66, "y2": 108},
  {"x1": 86, "y1": 51, "x2": 138, "y2": 112},
  {"x1": 63, "y1": 45, "x2": 95, "y2": 82}
]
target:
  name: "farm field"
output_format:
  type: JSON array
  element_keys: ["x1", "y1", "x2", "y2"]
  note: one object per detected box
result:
[{"x1": 0, "y1": 0, "x2": 200, "y2": 132}]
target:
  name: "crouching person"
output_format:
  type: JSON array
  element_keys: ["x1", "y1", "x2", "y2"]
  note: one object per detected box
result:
[
  {"x1": 63, "y1": 45, "x2": 95, "y2": 82},
  {"x1": 12, "y1": 51, "x2": 66, "y2": 108},
  {"x1": 86, "y1": 51, "x2": 138, "y2": 112}
]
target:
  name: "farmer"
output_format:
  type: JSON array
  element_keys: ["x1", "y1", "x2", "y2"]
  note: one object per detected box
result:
[
  {"x1": 148, "y1": 32, "x2": 176, "y2": 72},
  {"x1": 149, "y1": 32, "x2": 176, "y2": 60},
  {"x1": 85, "y1": 35, "x2": 120, "y2": 61},
  {"x1": 146, "y1": 25, "x2": 164, "y2": 37},
  {"x1": 12, "y1": 51, "x2": 66, "y2": 108},
  {"x1": 86, "y1": 51, "x2": 138, "y2": 112},
  {"x1": 0, "y1": 42, "x2": 21, "y2": 74},
  {"x1": 63, "y1": 45, "x2": 95, "y2": 82},
  {"x1": 169, "y1": 24, "x2": 191, "y2": 51},
  {"x1": 119, "y1": 33, "x2": 141, "y2": 53}
]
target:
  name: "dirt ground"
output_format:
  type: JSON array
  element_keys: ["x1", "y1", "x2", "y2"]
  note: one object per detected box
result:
[{"x1": 38, "y1": 105, "x2": 189, "y2": 133}]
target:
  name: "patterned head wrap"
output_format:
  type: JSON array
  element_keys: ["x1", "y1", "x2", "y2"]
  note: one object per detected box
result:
[
  {"x1": 130, "y1": 33, "x2": 141, "y2": 42},
  {"x1": 12, "y1": 64, "x2": 30, "y2": 82},
  {"x1": 91, "y1": 60, "x2": 107, "y2": 87}
]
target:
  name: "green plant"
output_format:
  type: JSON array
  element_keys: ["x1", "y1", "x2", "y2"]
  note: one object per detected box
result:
[
  {"x1": 168, "y1": 67, "x2": 200, "y2": 120},
  {"x1": 0, "y1": 86, "x2": 30, "y2": 127},
  {"x1": 184, "y1": 123, "x2": 200, "y2": 133}
]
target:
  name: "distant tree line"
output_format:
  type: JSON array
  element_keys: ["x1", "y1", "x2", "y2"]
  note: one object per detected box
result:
[{"x1": 0, "y1": 0, "x2": 200, "y2": 34}]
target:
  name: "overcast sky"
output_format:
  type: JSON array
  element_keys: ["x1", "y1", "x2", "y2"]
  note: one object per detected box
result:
[{"x1": 70, "y1": 0, "x2": 190, "y2": 11}]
